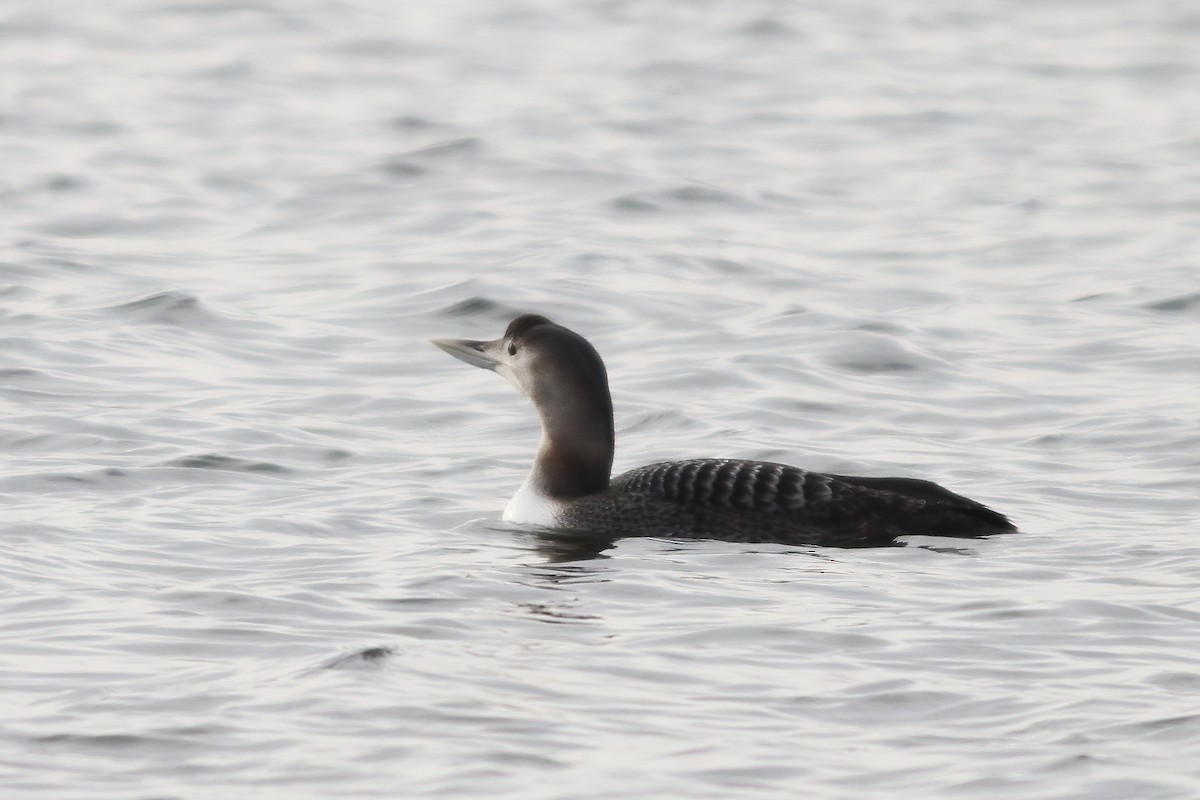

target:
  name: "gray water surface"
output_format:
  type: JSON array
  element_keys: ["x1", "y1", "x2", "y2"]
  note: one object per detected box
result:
[{"x1": 3, "y1": 1, "x2": 1200, "y2": 798}]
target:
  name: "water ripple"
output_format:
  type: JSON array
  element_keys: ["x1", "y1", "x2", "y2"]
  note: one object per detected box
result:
[{"x1": 2, "y1": 0, "x2": 1199, "y2": 798}]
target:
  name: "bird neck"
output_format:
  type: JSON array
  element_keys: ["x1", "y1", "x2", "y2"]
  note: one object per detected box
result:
[{"x1": 529, "y1": 378, "x2": 614, "y2": 499}]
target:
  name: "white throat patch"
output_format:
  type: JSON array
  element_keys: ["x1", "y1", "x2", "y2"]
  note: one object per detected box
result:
[{"x1": 503, "y1": 472, "x2": 562, "y2": 526}]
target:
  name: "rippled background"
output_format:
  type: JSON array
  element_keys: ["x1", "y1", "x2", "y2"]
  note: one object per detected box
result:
[{"x1": 3, "y1": 0, "x2": 1199, "y2": 797}]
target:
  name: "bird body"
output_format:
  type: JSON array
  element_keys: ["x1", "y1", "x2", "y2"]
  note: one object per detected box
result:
[{"x1": 433, "y1": 314, "x2": 1014, "y2": 547}]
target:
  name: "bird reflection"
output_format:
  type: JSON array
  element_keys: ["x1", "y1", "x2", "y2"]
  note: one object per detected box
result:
[
  {"x1": 528, "y1": 528, "x2": 617, "y2": 563},
  {"x1": 516, "y1": 524, "x2": 985, "y2": 564}
]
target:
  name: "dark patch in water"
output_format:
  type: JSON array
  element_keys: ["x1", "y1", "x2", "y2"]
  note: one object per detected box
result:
[
  {"x1": 163, "y1": 454, "x2": 290, "y2": 474},
  {"x1": 1144, "y1": 292, "x2": 1200, "y2": 312},
  {"x1": 323, "y1": 645, "x2": 395, "y2": 669},
  {"x1": 106, "y1": 291, "x2": 210, "y2": 326},
  {"x1": 45, "y1": 474, "x2": 92, "y2": 484},
  {"x1": 856, "y1": 321, "x2": 905, "y2": 334},
  {"x1": 36, "y1": 733, "x2": 152, "y2": 748},
  {"x1": 532, "y1": 529, "x2": 616, "y2": 563},
  {"x1": 611, "y1": 195, "x2": 659, "y2": 213},
  {"x1": 612, "y1": 184, "x2": 742, "y2": 213},
  {"x1": 838, "y1": 360, "x2": 919, "y2": 373},
  {"x1": 330, "y1": 37, "x2": 410, "y2": 57},
  {"x1": 71, "y1": 119, "x2": 123, "y2": 136},
  {"x1": 45, "y1": 174, "x2": 86, "y2": 192},
  {"x1": 666, "y1": 184, "x2": 740, "y2": 205},
  {"x1": 439, "y1": 297, "x2": 503, "y2": 317},
  {"x1": 518, "y1": 602, "x2": 602, "y2": 623},
  {"x1": 738, "y1": 18, "x2": 801, "y2": 38},
  {"x1": 111, "y1": 291, "x2": 198, "y2": 313},
  {"x1": 389, "y1": 115, "x2": 438, "y2": 130},
  {"x1": 380, "y1": 158, "x2": 428, "y2": 178}
]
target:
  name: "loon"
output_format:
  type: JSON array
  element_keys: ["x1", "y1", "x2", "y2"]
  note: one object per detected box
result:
[{"x1": 433, "y1": 314, "x2": 1015, "y2": 547}]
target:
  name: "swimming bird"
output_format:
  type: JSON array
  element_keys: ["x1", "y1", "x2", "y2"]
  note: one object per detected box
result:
[{"x1": 433, "y1": 314, "x2": 1015, "y2": 547}]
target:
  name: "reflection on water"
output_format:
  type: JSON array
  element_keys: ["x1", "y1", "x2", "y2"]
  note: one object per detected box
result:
[{"x1": 528, "y1": 529, "x2": 619, "y2": 564}]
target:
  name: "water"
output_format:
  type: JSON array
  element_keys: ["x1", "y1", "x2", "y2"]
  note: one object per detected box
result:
[{"x1": 2, "y1": 0, "x2": 1199, "y2": 797}]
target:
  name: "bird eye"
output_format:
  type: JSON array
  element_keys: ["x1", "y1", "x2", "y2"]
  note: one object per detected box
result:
[{"x1": 507, "y1": 342, "x2": 517, "y2": 356}]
